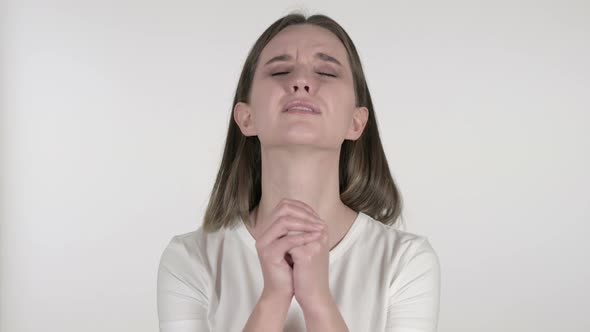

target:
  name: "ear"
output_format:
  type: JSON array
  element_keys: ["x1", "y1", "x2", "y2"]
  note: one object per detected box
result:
[
  {"x1": 345, "y1": 106, "x2": 369, "y2": 140},
  {"x1": 233, "y1": 102, "x2": 257, "y2": 136}
]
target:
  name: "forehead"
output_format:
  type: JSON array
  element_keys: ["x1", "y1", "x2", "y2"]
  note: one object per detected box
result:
[{"x1": 260, "y1": 24, "x2": 348, "y2": 64}]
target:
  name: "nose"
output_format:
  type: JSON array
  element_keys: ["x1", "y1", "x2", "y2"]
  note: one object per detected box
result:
[
  {"x1": 290, "y1": 68, "x2": 315, "y2": 94},
  {"x1": 292, "y1": 80, "x2": 311, "y2": 93}
]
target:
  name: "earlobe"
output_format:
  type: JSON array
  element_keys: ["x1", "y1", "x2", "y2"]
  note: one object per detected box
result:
[
  {"x1": 347, "y1": 106, "x2": 369, "y2": 140},
  {"x1": 233, "y1": 102, "x2": 256, "y2": 136}
]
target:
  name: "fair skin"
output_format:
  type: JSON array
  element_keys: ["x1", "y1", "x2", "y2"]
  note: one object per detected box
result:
[{"x1": 235, "y1": 24, "x2": 368, "y2": 332}]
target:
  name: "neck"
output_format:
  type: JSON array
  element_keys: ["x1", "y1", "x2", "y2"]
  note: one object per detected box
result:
[{"x1": 250, "y1": 145, "x2": 357, "y2": 246}]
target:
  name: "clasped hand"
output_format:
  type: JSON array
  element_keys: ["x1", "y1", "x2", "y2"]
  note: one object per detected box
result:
[{"x1": 254, "y1": 198, "x2": 332, "y2": 313}]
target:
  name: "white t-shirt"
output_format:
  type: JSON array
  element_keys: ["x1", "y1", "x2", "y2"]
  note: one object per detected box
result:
[{"x1": 157, "y1": 211, "x2": 440, "y2": 332}]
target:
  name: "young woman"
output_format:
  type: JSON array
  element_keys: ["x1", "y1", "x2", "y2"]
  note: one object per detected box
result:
[{"x1": 157, "y1": 12, "x2": 440, "y2": 332}]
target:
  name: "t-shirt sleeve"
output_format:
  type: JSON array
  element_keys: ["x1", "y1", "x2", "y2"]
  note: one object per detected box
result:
[
  {"x1": 385, "y1": 237, "x2": 441, "y2": 332},
  {"x1": 157, "y1": 235, "x2": 211, "y2": 332}
]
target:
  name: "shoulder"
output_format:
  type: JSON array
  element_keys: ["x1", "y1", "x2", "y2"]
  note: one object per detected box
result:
[
  {"x1": 361, "y1": 213, "x2": 440, "y2": 273},
  {"x1": 158, "y1": 231, "x2": 203, "y2": 286},
  {"x1": 157, "y1": 227, "x2": 220, "y2": 303},
  {"x1": 158, "y1": 223, "x2": 233, "y2": 273},
  {"x1": 358, "y1": 215, "x2": 440, "y2": 308},
  {"x1": 365, "y1": 217, "x2": 441, "y2": 329},
  {"x1": 161, "y1": 226, "x2": 232, "y2": 263},
  {"x1": 160, "y1": 229, "x2": 205, "y2": 264},
  {"x1": 158, "y1": 226, "x2": 216, "y2": 278},
  {"x1": 157, "y1": 227, "x2": 216, "y2": 322}
]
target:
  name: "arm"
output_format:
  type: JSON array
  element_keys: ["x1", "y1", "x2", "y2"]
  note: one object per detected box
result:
[
  {"x1": 386, "y1": 238, "x2": 441, "y2": 332},
  {"x1": 301, "y1": 296, "x2": 349, "y2": 332},
  {"x1": 157, "y1": 235, "x2": 211, "y2": 332},
  {"x1": 243, "y1": 291, "x2": 292, "y2": 332}
]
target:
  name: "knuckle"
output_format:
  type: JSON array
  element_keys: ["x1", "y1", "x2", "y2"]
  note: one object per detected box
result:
[
  {"x1": 310, "y1": 242, "x2": 321, "y2": 251},
  {"x1": 258, "y1": 250, "x2": 272, "y2": 260},
  {"x1": 276, "y1": 215, "x2": 287, "y2": 224},
  {"x1": 283, "y1": 216, "x2": 302, "y2": 228},
  {"x1": 286, "y1": 204, "x2": 298, "y2": 215},
  {"x1": 276, "y1": 216, "x2": 290, "y2": 228}
]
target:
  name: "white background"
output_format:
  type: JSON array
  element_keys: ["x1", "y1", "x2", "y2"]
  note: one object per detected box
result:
[{"x1": 1, "y1": 1, "x2": 589, "y2": 331}]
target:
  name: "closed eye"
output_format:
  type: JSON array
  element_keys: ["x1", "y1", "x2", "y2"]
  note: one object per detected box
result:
[
  {"x1": 271, "y1": 71, "x2": 337, "y2": 78},
  {"x1": 271, "y1": 71, "x2": 290, "y2": 76}
]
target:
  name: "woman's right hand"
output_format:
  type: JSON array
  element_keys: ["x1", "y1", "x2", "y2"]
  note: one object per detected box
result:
[{"x1": 254, "y1": 198, "x2": 325, "y2": 302}]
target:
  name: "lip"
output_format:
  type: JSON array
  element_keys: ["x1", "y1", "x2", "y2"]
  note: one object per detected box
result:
[{"x1": 282, "y1": 99, "x2": 321, "y2": 114}]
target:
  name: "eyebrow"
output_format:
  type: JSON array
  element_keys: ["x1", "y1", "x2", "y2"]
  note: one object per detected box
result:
[{"x1": 263, "y1": 52, "x2": 343, "y2": 67}]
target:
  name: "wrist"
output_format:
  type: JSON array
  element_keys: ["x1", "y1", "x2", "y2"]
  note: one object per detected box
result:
[
  {"x1": 243, "y1": 291, "x2": 292, "y2": 332},
  {"x1": 260, "y1": 289, "x2": 292, "y2": 309},
  {"x1": 301, "y1": 295, "x2": 350, "y2": 332},
  {"x1": 300, "y1": 294, "x2": 335, "y2": 318}
]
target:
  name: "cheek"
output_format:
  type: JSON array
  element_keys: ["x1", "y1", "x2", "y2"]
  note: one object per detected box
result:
[
  {"x1": 249, "y1": 82, "x2": 282, "y2": 128},
  {"x1": 250, "y1": 78, "x2": 281, "y2": 105},
  {"x1": 327, "y1": 85, "x2": 356, "y2": 113}
]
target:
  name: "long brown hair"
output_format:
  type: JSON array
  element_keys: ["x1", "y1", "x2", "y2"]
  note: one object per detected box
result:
[{"x1": 202, "y1": 12, "x2": 405, "y2": 233}]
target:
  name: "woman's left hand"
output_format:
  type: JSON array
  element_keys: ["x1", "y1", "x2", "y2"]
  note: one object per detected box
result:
[{"x1": 289, "y1": 218, "x2": 332, "y2": 313}]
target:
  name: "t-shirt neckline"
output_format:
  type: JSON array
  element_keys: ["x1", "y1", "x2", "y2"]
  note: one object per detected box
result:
[{"x1": 234, "y1": 211, "x2": 367, "y2": 263}]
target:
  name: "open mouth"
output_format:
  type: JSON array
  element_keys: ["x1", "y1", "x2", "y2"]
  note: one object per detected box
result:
[
  {"x1": 284, "y1": 106, "x2": 321, "y2": 115},
  {"x1": 283, "y1": 99, "x2": 321, "y2": 114}
]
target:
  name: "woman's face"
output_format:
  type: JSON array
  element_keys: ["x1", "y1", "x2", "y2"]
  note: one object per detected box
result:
[{"x1": 234, "y1": 24, "x2": 368, "y2": 149}]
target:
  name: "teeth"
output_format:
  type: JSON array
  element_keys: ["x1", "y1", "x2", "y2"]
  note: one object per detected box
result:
[{"x1": 288, "y1": 106, "x2": 314, "y2": 112}]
